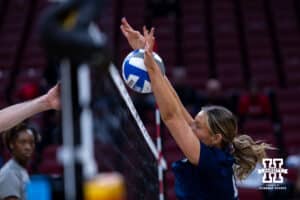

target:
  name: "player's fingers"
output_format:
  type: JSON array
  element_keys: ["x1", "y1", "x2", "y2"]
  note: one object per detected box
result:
[
  {"x1": 121, "y1": 17, "x2": 134, "y2": 30},
  {"x1": 143, "y1": 26, "x2": 149, "y2": 37},
  {"x1": 144, "y1": 39, "x2": 149, "y2": 51},
  {"x1": 145, "y1": 42, "x2": 151, "y2": 59},
  {"x1": 145, "y1": 40, "x2": 152, "y2": 54},
  {"x1": 149, "y1": 27, "x2": 155, "y2": 37},
  {"x1": 149, "y1": 28, "x2": 155, "y2": 49},
  {"x1": 120, "y1": 25, "x2": 128, "y2": 37},
  {"x1": 121, "y1": 23, "x2": 137, "y2": 35}
]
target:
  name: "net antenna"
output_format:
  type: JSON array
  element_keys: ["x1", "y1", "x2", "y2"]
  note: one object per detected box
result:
[{"x1": 155, "y1": 104, "x2": 165, "y2": 200}]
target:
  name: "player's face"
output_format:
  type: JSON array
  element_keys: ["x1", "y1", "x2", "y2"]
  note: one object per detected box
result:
[
  {"x1": 191, "y1": 111, "x2": 215, "y2": 146},
  {"x1": 11, "y1": 130, "x2": 35, "y2": 163}
]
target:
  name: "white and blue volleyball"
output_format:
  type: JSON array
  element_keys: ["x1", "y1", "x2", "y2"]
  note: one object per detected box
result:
[{"x1": 122, "y1": 49, "x2": 165, "y2": 93}]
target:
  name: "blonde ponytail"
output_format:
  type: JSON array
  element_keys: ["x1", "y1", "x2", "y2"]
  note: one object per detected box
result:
[
  {"x1": 201, "y1": 106, "x2": 275, "y2": 180},
  {"x1": 232, "y1": 134, "x2": 275, "y2": 180}
]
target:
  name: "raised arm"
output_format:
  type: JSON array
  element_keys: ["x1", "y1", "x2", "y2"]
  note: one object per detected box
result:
[
  {"x1": 0, "y1": 84, "x2": 60, "y2": 132},
  {"x1": 143, "y1": 28, "x2": 200, "y2": 165},
  {"x1": 120, "y1": 18, "x2": 194, "y2": 124}
]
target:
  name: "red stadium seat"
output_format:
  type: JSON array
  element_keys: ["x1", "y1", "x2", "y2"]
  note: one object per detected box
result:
[{"x1": 238, "y1": 188, "x2": 264, "y2": 200}]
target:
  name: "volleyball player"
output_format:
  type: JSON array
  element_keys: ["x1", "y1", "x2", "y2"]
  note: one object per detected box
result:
[
  {"x1": 0, "y1": 84, "x2": 60, "y2": 133},
  {"x1": 121, "y1": 18, "x2": 273, "y2": 199}
]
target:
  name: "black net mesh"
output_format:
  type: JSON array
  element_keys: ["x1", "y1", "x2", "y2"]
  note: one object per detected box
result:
[{"x1": 90, "y1": 66, "x2": 159, "y2": 200}]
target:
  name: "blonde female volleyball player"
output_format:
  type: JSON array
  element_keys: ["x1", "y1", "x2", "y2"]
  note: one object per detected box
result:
[{"x1": 121, "y1": 18, "x2": 273, "y2": 200}]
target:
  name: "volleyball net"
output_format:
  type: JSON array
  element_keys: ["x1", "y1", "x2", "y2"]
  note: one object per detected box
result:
[{"x1": 88, "y1": 63, "x2": 167, "y2": 200}]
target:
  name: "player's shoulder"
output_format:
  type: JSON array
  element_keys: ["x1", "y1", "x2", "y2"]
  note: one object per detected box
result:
[
  {"x1": 0, "y1": 160, "x2": 20, "y2": 179},
  {"x1": 0, "y1": 168, "x2": 17, "y2": 184},
  {"x1": 198, "y1": 142, "x2": 235, "y2": 173}
]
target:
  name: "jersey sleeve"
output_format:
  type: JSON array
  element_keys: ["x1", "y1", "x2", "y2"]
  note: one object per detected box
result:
[{"x1": 0, "y1": 170, "x2": 21, "y2": 199}]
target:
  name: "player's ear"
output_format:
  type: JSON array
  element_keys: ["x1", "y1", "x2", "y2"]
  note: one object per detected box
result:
[{"x1": 213, "y1": 133, "x2": 223, "y2": 146}]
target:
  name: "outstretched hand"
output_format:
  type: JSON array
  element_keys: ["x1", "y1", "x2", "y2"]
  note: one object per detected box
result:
[
  {"x1": 120, "y1": 17, "x2": 145, "y2": 50},
  {"x1": 143, "y1": 26, "x2": 157, "y2": 70},
  {"x1": 46, "y1": 83, "x2": 61, "y2": 110}
]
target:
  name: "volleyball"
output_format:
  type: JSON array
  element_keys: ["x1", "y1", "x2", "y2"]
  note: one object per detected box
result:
[{"x1": 122, "y1": 49, "x2": 165, "y2": 93}]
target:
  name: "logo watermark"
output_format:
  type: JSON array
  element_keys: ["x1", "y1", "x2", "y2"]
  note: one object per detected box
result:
[{"x1": 258, "y1": 158, "x2": 288, "y2": 190}]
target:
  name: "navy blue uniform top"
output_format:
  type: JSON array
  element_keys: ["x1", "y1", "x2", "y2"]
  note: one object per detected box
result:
[{"x1": 172, "y1": 141, "x2": 238, "y2": 200}]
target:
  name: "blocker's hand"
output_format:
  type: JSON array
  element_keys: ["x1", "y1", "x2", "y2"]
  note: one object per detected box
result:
[
  {"x1": 46, "y1": 83, "x2": 61, "y2": 110},
  {"x1": 120, "y1": 17, "x2": 145, "y2": 50},
  {"x1": 144, "y1": 27, "x2": 157, "y2": 71}
]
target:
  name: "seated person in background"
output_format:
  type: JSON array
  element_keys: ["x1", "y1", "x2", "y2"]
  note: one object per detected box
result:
[
  {"x1": 204, "y1": 79, "x2": 226, "y2": 106},
  {"x1": 238, "y1": 80, "x2": 271, "y2": 120},
  {"x1": 0, "y1": 123, "x2": 40, "y2": 200},
  {"x1": 199, "y1": 79, "x2": 236, "y2": 112}
]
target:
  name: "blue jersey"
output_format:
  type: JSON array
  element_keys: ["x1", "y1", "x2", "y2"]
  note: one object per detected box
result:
[{"x1": 172, "y1": 142, "x2": 238, "y2": 200}]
